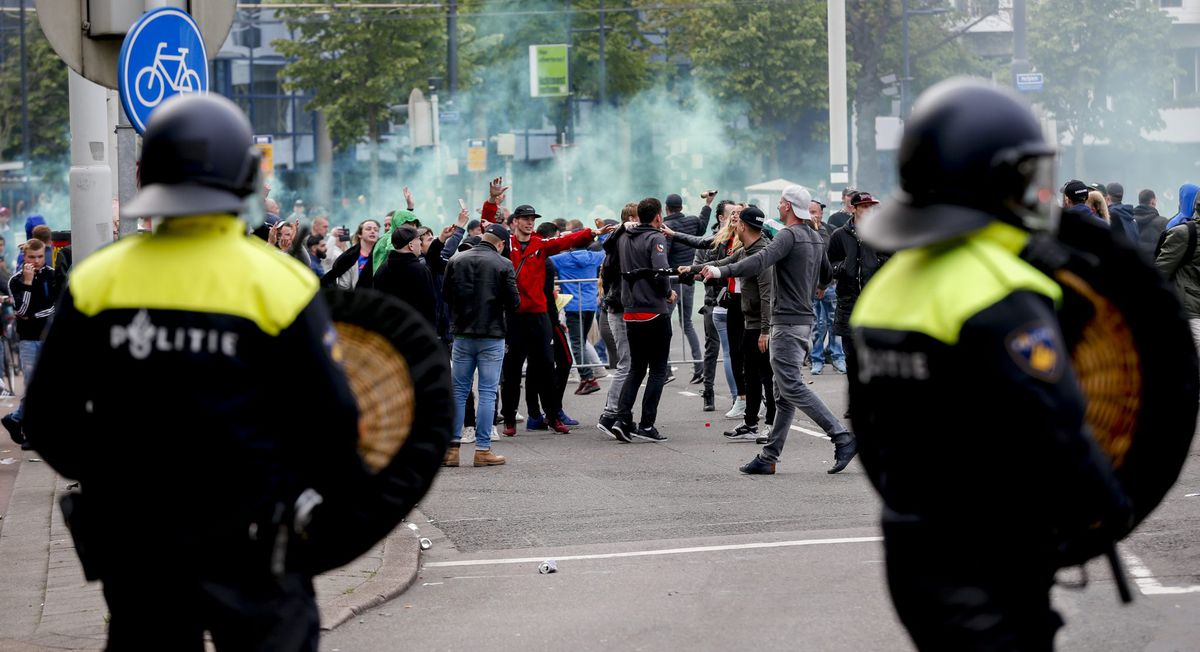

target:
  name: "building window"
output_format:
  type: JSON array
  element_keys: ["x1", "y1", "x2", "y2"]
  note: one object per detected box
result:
[{"x1": 1176, "y1": 47, "x2": 1198, "y2": 99}]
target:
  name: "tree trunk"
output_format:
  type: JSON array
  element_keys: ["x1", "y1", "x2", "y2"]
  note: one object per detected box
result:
[
  {"x1": 847, "y1": 0, "x2": 896, "y2": 194},
  {"x1": 368, "y1": 114, "x2": 380, "y2": 212},
  {"x1": 315, "y1": 111, "x2": 333, "y2": 209},
  {"x1": 1073, "y1": 128, "x2": 1086, "y2": 180}
]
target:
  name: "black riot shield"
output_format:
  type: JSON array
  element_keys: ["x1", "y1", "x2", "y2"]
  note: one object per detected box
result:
[
  {"x1": 1025, "y1": 213, "x2": 1199, "y2": 567},
  {"x1": 302, "y1": 288, "x2": 452, "y2": 574}
]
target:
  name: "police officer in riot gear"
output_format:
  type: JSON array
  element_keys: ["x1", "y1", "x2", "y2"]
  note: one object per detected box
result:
[
  {"x1": 23, "y1": 94, "x2": 370, "y2": 650},
  {"x1": 848, "y1": 78, "x2": 1132, "y2": 650}
]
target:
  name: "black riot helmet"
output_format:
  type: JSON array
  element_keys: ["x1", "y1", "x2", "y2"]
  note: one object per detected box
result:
[
  {"x1": 859, "y1": 77, "x2": 1056, "y2": 252},
  {"x1": 122, "y1": 94, "x2": 261, "y2": 219}
]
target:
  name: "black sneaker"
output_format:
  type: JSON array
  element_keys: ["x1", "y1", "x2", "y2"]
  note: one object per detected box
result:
[
  {"x1": 597, "y1": 414, "x2": 619, "y2": 440},
  {"x1": 665, "y1": 374, "x2": 677, "y2": 385},
  {"x1": 689, "y1": 372, "x2": 705, "y2": 385},
  {"x1": 702, "y1": 390, "x2": 716, "y2": 412},
  {"x1": 611, "y1": 420, "x2": 633, "y2": 443},
  {"x1": 755, "y1": 434, "x2": 770, "y2": 445},
  {"x1": 739, "y1": 456, "x2": 776, "y2": 475},
  {"x1": 2, "y1": 414, "x2": 24, "y2": 445},
  {"x1": 723, "y1": 423, "x2": 758, "y2": 441},
  {"x1": 633, "y1": 425, "x2": 669, "y2": 442},
  {"x1": 828, "y1": 433, "x2": 858, "y2": 474}
]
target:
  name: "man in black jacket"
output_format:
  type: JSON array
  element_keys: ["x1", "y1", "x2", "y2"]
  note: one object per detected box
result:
[
  {"x1": 1, "y1": 237, "x2": 63, "y2": 448},
  {"x1": 663, "y1": 193, "x2": 708, "y2": 382},
  {"x1": 1133, "y1": 188, "x2": 1168, "y2": 258},
  {"x1": 690, "y1": 207, "x2": 775, "y2": 441},
  {"x1": 1104, "y1": 182, "x2": 1139, "y2": 243},
  {"x1": 827, "y1": 192, "x2": 888, "y2": 378},
  {"x1": 612, "y1": 198, "x2": 678, "y2": 443},
  {"x1": 373, "y1": 226, "x2": 436, "y2": 328},
  {"x1": 443, "y1": 224, "x2": 520, "y2": 467}
]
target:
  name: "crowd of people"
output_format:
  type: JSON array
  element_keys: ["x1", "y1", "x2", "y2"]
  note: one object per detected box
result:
[
  {"x1": 0, "y1": 163, "x2": 1194, "y2": 475},
  {"x1": 198, "y1": 170, "x2": 1199, "y2": 477}
]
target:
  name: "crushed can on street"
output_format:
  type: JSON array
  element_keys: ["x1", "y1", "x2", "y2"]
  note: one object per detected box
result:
[{"x1": 538, "y1": 560, "x2": 558, "y2": 574}]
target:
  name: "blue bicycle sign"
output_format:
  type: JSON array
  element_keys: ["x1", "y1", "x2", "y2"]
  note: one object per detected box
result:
[
  {"x1": 135, "y1": 43, "x2": 203, "y2": 107},
  {"x1": 119, "y1": 8, "x2": 209, "y2": 134}
]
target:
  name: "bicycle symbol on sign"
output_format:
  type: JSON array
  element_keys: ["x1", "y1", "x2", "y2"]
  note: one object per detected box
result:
[{"x1": 134, "y1": 42, "x2": 202, "y2": 108}]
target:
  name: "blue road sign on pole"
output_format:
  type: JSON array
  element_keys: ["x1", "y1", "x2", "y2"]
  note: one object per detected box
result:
[
  {"x1": 1016, "y1": 72, "x2": 1044, "y2": 93},
  {"x1": 118, "y1": 8, "x2": 209, "y2": 134}
]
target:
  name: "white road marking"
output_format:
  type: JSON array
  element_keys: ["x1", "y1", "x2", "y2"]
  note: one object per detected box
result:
[
  {"x1": 678, "y1": 391, "x2": 699, "y2": 397},
  {"x1": 1122, "y1": 551, "x2": 1200, "y2": 595},
  {"x1": 790, "y1": 424, "x2": 830, "y2": 439},
  {"x1": 424, "y1": 536, "x2": 883, "y2": 569}
]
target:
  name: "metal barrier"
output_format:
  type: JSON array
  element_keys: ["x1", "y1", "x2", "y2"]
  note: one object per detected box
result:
[{"x1": 553, "y1": 277, "x2": 717, "y2": 371}]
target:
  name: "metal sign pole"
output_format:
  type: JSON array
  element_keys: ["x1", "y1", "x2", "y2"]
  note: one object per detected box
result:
[
  {"x1": 68, "y1": 70, "x2": 114, "y2": 262},
  {"x1": 116, "y1": 105, "x2": 139, "y2": 237}
]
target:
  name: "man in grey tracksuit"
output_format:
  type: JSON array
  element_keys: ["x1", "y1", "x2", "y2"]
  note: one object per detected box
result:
[{"x1": 700, "y1": 186, "x2": 858, "y2": 475}]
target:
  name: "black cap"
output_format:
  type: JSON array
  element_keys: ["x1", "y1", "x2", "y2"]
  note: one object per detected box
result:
[
  {"x1": 740, "y1": 206, "x2": 766, "y2": 230},
  {"x1": 811, "y1": 199, "x2": 827, "y2": 210},
  {"x1": 458, "y1": 235, "x2": 482, "y2": 252},
  {"x1": 666, "y1": 194, "x2": 683, "y2": 210},
  {"x1": 511, "y1": 204, "x2": 541, "y2": 220},
  {"x1": 391, "y1": 225, "x2": 419, "y2": 249},
  {"x1": 1062, "y1": 180, "x2": 1090, "y2": 204},
  {"x1": 850, "y1": 192, "x2": 880, "y2": 207},
  {"x1": 1106, "y1": 182, "x2": 1124, "y2": 200},
  {"x1": 484, "y1": 223, "x2": 511, "y2": 242}
]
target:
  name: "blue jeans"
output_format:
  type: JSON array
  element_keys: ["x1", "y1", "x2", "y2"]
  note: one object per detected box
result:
[
  {"x1": 13, "y1": 339, "x2": 41, "y2": 421},
  {"x1": 712, "y1": 308, "x2": 738, "y2": 396},
  {"x1": 452, "y1": 337, "x2": 505, "y2": 450},
  {"x1": 811, "y1": 288, "x2": 844, "y2": 368}
]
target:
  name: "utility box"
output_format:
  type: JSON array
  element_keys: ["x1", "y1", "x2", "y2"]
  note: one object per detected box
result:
[{"x1": 87, "y1": 0, "x2": 189, "y2": 38}]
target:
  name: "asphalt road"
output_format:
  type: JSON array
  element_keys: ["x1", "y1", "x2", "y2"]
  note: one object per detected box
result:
[{"x1": 323, "y1": 367, "x2": 1200, "y2": 651}]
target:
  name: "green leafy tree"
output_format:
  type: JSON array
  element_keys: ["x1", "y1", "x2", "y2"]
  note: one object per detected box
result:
[
  {"x1": 270, "y1": 2, "x2": 445, "y2": 149},
  {"x1": 644, "y1": 0, "x2": 829, "y2": 177},
  {"x1": 847, "y1": 0, "x2": 988, "y2": 193},
  {"x1": 1, "y1": 17, "x2": 68, "y2": 163},
  {"x1": 456, "y1": 0, "x2": 652, "y2": 134},
  {"x1": 1028, "y1": 0, "x2": 1176, "y2": 177}
]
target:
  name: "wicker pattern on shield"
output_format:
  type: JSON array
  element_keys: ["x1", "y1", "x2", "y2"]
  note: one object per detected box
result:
[
  {"x1": 334, "y1": 321, "x2": 415, "y2": 473},
  {"x1": 1056, "y1": 269, "x2": 1140, "y2": 469}
]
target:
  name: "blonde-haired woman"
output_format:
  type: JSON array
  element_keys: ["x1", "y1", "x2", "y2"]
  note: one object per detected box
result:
[
  {"x1": 1087, "y1": 191, "x2": 1110, "y2": 224},
  {"x1": 664, "y1": 201, "x2": 748, "y2": 416}
]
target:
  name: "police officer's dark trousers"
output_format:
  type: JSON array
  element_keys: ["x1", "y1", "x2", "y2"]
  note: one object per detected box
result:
[
  {"x1": 102, "y1": 568, "x2": 319, "y2": 651},
  {"x1": 882, "y1": 521, "x2": 1061, "y2": 652}
]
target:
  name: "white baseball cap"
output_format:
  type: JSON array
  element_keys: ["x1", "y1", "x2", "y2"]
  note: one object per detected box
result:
[{"x1": 781, "y1": 185, "x2": 812, "y2": 215}]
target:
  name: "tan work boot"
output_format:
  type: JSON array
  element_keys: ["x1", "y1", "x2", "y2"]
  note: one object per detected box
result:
[
  {"x1": 474, "y1": 449, "x2": 506, "y2": 467},
  {"x1": 443, "y1": 446, "x2": 459, "y2": 467}
]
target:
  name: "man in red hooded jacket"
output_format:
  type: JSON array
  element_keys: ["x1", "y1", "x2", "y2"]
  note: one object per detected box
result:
[{"x1": 479, "y1": 180, "x2": 614, "y2": 434}]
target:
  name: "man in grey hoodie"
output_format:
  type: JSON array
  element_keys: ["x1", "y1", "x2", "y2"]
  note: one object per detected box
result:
[
  {"x1": 611, "y1": 197, "x2": 678, "y2": 443},
  {"x1": 700, "y1": 186, "x2": 856, "y2": 475}
]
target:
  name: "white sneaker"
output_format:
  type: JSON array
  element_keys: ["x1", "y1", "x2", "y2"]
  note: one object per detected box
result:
[
  {"x1": 725, "y1": 397, "x2": 746, "y2": 419},
  {"x1": 459, "y1": 426, "x2": 476, "y2": 444}
]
